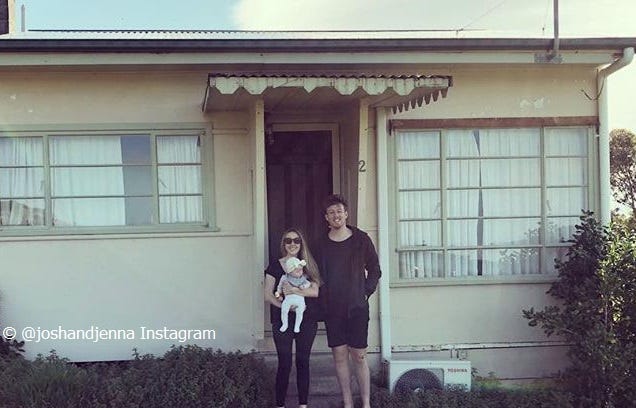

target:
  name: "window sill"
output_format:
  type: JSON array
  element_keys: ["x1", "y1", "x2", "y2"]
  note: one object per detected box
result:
[
  {"x1": 389, "y1": 275, "x2": 558, "y2": 288},
  {"x1": 0, "y1": 226, "x2": 255, "y2": 242}
]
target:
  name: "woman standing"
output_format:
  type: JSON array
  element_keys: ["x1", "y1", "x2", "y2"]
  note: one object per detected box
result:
[{"x1": 264, "y1": 228, "x2": 321, "y2": 408}]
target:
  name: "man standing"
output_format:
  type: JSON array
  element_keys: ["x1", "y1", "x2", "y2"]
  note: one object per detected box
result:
[{"x1": 316, "y1": 194, "x2": 381, "y2": 408}]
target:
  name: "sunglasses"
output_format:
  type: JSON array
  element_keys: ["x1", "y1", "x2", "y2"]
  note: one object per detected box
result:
[{"x1": 283, "y1": 237, "x2": 302, "y2": 245}]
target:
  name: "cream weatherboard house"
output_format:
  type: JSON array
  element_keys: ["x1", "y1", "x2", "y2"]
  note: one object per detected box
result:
[{"x1": 1, "y1": 16, "x2": 634, "y2": 382}]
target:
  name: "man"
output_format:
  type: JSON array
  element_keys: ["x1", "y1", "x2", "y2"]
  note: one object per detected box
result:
[{"x1": 316, "y1": 194, "x2": 381, "y2": 408}]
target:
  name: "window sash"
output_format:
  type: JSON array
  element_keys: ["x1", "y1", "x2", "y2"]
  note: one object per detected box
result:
[
  {"x1": 0, "y1": 129, "x2": 206, "y2": 230},
  {"x1": 395, "y1": 126, "x2": 591, "y2": 280}
]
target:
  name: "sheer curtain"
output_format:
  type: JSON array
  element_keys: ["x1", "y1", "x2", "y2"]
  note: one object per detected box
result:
[
  {"x1": 157, "y1": 135, "x2": 202, "y2": 223},
  {"x1": 50, "y1": 136, "x2": 126, "y2": 226},
  {"x1": 398, "y1": 128, "x2": 547, "y2": 278},
  {"x1": 0, "y1": 137, "x2": 45, "y2": 226},
  {"x1": 446, "y1": 128, "x2": 541, "y2": 277}
]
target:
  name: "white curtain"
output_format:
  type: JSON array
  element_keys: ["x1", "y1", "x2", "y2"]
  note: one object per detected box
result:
[
  {"x1": 50, "y1": 136, "x2": 125, "y2": 226},
  {"x1": 0, "y1": 137, "x2": 45, "y2": 225},
  {"x1": 397, "y1": 128, "x2": 581, "y2": 278},
  {"x1": 157, "y1": 136, "x2": 202, "y2": 223}
]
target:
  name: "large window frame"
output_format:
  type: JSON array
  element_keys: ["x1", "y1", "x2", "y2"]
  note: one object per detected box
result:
[
  {"x1": 0, "y1": 124, "x2": 216, "y2": 236},
  {"x1": 389, "y1": 121, "x2": 598, "y2": 285}
]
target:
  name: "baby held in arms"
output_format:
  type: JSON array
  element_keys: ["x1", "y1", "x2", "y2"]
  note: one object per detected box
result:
[{"x1": 276, "y1": 257, "x2": 311, "y2": 333}]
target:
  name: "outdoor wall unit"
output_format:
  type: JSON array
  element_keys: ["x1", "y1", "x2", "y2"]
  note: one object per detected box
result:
[{"x1": 388, "y1": 357, "x2": 472, "y2": 393}]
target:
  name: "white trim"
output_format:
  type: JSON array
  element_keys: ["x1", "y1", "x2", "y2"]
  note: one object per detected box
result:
[
  {"x1": 376, "y1": 107, "x2": 392, "y2": 362},
  {"x1": 0, "y1": 52, "x2": 616, "y2": 67}
]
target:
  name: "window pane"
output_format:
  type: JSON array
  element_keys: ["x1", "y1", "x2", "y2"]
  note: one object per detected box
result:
[
  {"x1": 125, "y1": 197, "x2": 153, "y2": 225},
  {"x1": 495, "y1": 248, "x2": 541, "y2": 275},
  {"x1": 547, "y1": 187, "x2": 588, "y2": 215},
  {"x1": 447, "y1": 128, "x2": 540, "y2": 157},
  {"x1": 545, "y1": 128, "x2": 587, "y2": 156},
  {"x1": 157, "y1": 135, "x2": 201, "y2": 164},
  {"x1": 448, "y1": 250, "x2": 478, "y2": 277},
  {"x1": 543, "y1": 247, "x2": 569, "y2": 274},
  {"x1": 0, "y1": 199, "x2": 45, "y2": 226},
  {"x1": 399, "y1": 191, "x2": 440, "y2": 219},
  {"x1": 0, "y1": 168, "x2": 44, "y2": 197},
  {"x1": 160, "y1": 196, "x2": 203, "y2": 223},
  {"x1": 481, "y1": 159, "x2": 540, "y2": 186},
  {"x1": 53, "y1": 198, "x2": 126, "y2": 226},
  {"x1": 545, "y1": 217, "x2": 580, "y2": 244},
  {"x1": 158, "y1": 165, "x2": 202, "y2": 194},
  {"x1": 447, "y1": 159, "x2": 540, "y2": 188},
  {"x1": 398, "y1": 161, "x2": 440, "y2": 189},
  {"x1": 123, "y1": 166, "x2": 153, "y2": 196},
  {"x1": 448, "y1": 218, "x2": 541, "y2": 246},
  {"x1": 399, "y1": 251, "x2": 444, "y2": 278},
  {"x1": 121, "y1": 136, "x2": 152, "y2": 164},
  {"x1": 397, "y1": 131, "x2": 439, "y2": 159},
  {"x1": 398, "y1": 220, "x2": 441, "y2": 247},
  {"x1": 0, "y1": 137, "x2": 43, "y2": 166},
  {"x1": 447, "y1": 189, "x2": 480, "y2": 217},
  {"x1": 448, "y1": 189, "x2": 541, "y2": 218},
  {"x1": 546, "y1": 158, "x2": 587, "y2": 185},
  {"x1": 50, "y1": 136, "x2": 124, "y2": 165},
  {"x1": 52, "y1": 167, "x2": 124, "y2": 196}
]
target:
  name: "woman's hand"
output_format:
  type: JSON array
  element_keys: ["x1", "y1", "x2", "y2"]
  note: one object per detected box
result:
[
  {"x1": 281, "y1": 281, "x2": 297, "y2": 296},
  {"x1": 282, "y1": 281, "x2": 319, "y2": 298}
]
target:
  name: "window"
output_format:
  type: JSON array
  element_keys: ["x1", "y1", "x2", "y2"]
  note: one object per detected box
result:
[
  {"x1": 0, "y1": 128, "x2": 208, "y2": 231},
  {"x1": 394, "y1": 127, "x2": 591, "y2": 280}
]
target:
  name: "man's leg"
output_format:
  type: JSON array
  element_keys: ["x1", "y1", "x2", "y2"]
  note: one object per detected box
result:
[
  {"x1": 349, "y1": 347, "x2": 371, "y2": 408},
  {"x1": 331, "y1": 345, "x2": 354, "y2": 408}
]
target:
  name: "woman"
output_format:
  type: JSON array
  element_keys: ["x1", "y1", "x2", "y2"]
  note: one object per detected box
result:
[{"x1": 264, "y1": 228, "x2": 321, "y2": 408}]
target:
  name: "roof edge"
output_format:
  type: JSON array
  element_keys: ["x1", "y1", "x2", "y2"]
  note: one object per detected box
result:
[{"x1": 0, "y1": 37, "x2": 634, "y2": 53}]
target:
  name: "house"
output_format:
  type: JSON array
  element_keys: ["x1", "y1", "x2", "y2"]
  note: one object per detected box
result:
[{"x1": 1, "y1": 2, "x2": 634, "y2": 384}]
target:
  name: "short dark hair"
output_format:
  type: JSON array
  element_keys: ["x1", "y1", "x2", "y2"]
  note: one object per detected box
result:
[{"x1": 322, "y1": 194, "x2": 348, "y2": 213}]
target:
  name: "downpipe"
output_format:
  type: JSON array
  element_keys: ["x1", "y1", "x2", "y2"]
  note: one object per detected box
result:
[{"x1": 598, "y1": 47, "x2": 634, "y2": 225}]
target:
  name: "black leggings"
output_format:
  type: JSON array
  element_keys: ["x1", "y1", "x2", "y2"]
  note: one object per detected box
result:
[{"x1": 272, "y1": 315, "x2": 318, "y2": 406}]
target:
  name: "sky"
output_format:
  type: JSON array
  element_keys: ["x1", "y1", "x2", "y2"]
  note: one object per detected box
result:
[{"x1": 13, "y1": 0, "x2": 636, "y2": 132}]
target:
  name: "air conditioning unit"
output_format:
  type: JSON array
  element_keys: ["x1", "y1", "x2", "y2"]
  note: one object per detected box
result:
[{"x1": 388, "y1": 358, "x2": 471, "y2": 394}]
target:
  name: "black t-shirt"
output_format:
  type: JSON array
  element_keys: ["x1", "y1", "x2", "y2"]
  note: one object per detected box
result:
[
  {"x1": 265, "y1": 260, "x2": 319, "y2": 324},
  {"x1": 323, "y1": 236, "x2": 353, "y2": 318}
]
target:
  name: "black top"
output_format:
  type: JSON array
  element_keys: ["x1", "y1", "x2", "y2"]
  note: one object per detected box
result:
[
  {"x1": 265, "y1": 259, "x2": 320, "y2": 324},
  {"x1": 323, "y1": 236, "x2": 354, "y2": 318},
  {"x1": 315, "y1": 225, "x2": 381, "y2": 318}
]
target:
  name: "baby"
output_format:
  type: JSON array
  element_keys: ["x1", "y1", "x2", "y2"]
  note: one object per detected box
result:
[{"x1": 276, "y1": 256, "x2": 311, "y2": 333}]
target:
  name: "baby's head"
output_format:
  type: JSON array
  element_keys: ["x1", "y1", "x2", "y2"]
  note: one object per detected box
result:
[{"x1": 284, "y1": 257, "x2": 306, "y2": 278}]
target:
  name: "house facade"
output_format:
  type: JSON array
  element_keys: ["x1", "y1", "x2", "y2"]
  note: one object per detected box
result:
[{"x1": 1, "y1": 23, "x2": 634, "y2": 382}]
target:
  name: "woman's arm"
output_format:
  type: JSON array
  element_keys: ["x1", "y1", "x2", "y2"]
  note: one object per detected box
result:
[
  {"x1": 264, "y1": 274, "x2": 282, "y2": 308},
  {"x1": 282, "y1": 281, "x2": 319, "y2": 298}
]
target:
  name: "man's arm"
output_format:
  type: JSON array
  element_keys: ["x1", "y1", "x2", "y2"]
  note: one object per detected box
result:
[{"x1": 363, "y1": 236, "x2": 382, "y2": 297}]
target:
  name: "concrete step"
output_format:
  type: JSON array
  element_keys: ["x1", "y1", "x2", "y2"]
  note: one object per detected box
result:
[{"x1": 262, "y1": 352, "x2": 362, "y2": 407}]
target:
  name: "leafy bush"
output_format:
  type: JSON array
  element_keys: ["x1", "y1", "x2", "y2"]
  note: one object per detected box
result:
[
  {"x1": 0, "y1": 333, "x2": 25, "y2": 359},
  {"x1": 0, "y1": 346, "x2": 274, "y2": 408},
  {"x1": 523, "y1": 212, "x2": 636, "y2": 408},
  {"x1": 368, "y1": 385, "x2": 575, "y2": 408}
]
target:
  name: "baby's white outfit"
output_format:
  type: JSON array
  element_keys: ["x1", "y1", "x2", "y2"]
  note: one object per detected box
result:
[{"x1": 278, "y1": 257, "x2": 311, "y2": 333}]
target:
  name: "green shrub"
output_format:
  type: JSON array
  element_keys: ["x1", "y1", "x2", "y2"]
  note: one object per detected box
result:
[
  {"x1": 0, "y1": 346, "x2": 274, "y2": 408},
  {"x1": 368, "y1": 385, "x2": 575, "y2": 408},
  {"x1": 524, "y1": 212, "x2": 636, "y2": 408}
]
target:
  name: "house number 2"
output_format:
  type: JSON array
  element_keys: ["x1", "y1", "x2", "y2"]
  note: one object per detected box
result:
[{"x1": 358, "y1": 160, "x2": 366, "y2": 172}]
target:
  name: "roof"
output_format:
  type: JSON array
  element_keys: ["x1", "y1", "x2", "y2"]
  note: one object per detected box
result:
[{"x1": 0, "y1": 29, "x2": 634, "y2": 53}]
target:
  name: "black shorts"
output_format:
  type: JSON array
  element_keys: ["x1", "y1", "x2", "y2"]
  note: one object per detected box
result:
[{"x1": 325, "y1": 306, "x2": 369, "y2": 349}]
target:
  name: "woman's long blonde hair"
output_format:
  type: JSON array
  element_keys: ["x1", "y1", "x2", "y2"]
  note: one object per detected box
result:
[{"x1": 280, "y1": 228, "x2": 321, "y2": 286}]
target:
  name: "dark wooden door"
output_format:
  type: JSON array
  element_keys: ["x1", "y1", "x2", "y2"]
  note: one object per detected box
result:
[{"x1": 266, "y1": 130, "x2": 333, "y2": 263}]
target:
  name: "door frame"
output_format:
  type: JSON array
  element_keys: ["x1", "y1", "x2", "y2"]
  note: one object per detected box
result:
[{"x1": 270, "y1": 122, "x2": 341, "y2": 194}]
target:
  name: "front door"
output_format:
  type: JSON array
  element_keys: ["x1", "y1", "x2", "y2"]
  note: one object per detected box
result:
[{"x1": 266, "y1": 129, "x2": 334, "y2": 263}]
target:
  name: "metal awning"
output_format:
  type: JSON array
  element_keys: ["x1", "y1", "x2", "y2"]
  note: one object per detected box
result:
[{"x1": 203, "y1": 73, "x2": 452, "y2": 113}]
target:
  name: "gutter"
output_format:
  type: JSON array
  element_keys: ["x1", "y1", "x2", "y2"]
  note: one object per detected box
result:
[
  {"x1": 598, "y1": 47, "x2": 634, "y2": 225},
  {"x1": 0, "y1": 37, "x2": 635, "y2": 53}
]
